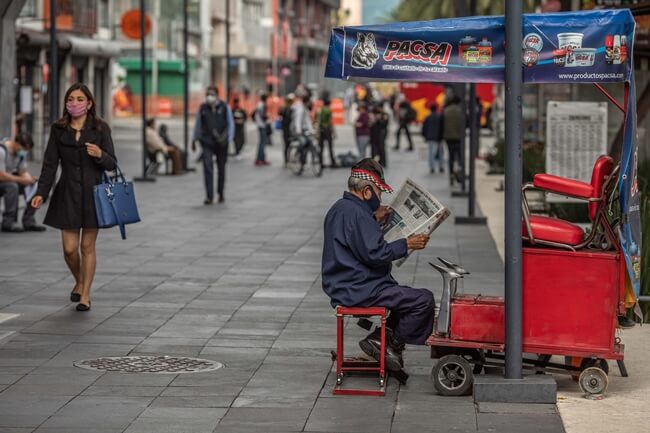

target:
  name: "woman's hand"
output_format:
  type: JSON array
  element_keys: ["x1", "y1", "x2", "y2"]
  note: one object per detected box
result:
[
  {"x1": 31, "y1": 195, "x2": 44, "y2": 209},
  {"x1": 406, "y1": 233, "x2": 430, "y2": 251},
  {"x1": 85, "y1": 143, "x2": 103, "y2": 159}
]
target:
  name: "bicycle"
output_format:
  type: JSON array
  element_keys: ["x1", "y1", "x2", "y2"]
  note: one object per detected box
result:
[{"x1": 287, "y1": 133, "x2": 323, "y2": 177}]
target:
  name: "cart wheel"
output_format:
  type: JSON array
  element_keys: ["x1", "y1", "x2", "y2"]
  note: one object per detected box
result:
[
  {"x1": 379, "y1": 376, "x2": 385, "y2": 387},
  {"x1": 580, "y1": 358, "x2": 609, "y2": 375},
  {"x1": 431, "y1": 355, "x2": 474, "y2": 396},
  {"x1": 579, "y1": 367, "x2": 608, "y2": 395},
  {"x1": 336, "y1": 373, "x2": 343, "y2": 386}
]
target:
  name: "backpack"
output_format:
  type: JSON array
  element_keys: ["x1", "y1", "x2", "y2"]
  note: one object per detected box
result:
[
  {"x1": 406, "y1": 106, "x2": 417, "y2": 122},
  {"x1": 318, "y1": 107, "x2": 332, "y2": 130}
]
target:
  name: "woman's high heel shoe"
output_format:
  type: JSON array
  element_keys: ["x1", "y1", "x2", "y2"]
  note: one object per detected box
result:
[
  {"x1": 76, "y1": 301, "x2": 91, "y2": 312},
  {"x1": 70, "y1": 291, "x2": 81, "y2": 302}
]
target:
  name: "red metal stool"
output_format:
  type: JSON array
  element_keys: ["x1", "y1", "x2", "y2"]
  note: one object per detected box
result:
[{"x1": 333, "y1": 306, "x2": 387, "y2": 396}]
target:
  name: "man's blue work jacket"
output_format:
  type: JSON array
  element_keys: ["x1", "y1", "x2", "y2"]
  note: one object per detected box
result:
[{"x1": 322, "y1": 191, "x2": 408, "y2": 307}]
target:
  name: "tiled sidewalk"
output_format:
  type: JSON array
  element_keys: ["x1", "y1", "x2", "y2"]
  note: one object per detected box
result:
[{"x1": 0, "y1": 120, "x2": 563, "y2": 433}]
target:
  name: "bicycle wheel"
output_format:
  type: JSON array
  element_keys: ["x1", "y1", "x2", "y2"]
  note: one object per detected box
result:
[
  {"x1": 288, "y1": 146, "x2": 304, "y2": 175},
  {"x1": 309, "y1": 147, "x2": 323, "y2": 177}
]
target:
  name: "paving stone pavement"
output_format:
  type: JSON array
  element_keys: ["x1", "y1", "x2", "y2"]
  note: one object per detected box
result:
[{"x1": 0, "y1": 118, "x2": 564, "y2": 432}]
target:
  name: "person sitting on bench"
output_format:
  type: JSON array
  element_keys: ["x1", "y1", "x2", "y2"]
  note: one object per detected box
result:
[
  {"x1": 145, "y1": 118, "x2": 183, "y2": 175},
  {"x1": 321, "y1": 158, "x2": 434, "y2": 372}
]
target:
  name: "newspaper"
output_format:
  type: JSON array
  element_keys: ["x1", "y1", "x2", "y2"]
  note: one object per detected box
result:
[{"x1": 382, "y1": 178, "x2": 451, "y2": 266}]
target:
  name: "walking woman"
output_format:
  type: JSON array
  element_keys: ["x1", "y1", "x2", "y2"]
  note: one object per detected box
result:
[{"x1": 31, "y1": 83, "x2": 117, "y2": 312}]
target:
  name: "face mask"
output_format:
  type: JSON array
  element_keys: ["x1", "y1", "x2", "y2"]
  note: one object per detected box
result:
[
  {"x1": 66, "y1": 101, "x2": 89, "y2": 118},
  {"x1": 206, "y1": 94, "x2": 217, "y2": 104},
  {"x1": 365, "y1": 187, "x2": 381, "y2": 212}
]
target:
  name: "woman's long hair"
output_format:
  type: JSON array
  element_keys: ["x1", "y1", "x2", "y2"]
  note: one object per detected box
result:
[{"x1": 56, "y1": 83, "x2": 102, "y2": 129}]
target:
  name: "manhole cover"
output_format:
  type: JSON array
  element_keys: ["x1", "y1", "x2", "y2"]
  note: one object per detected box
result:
[{"x1": 73, "y1": 356, "x2": 223, "y2": 374}]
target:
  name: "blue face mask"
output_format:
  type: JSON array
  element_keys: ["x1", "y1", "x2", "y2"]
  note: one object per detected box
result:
[{"x1": 365, "y1": 187, "x2": 381, "y2": 212}]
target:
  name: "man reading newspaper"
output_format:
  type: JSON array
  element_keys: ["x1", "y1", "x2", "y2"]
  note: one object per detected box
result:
[{"x1": 321, "y1": 158, "x2": 434, "y2": 373}]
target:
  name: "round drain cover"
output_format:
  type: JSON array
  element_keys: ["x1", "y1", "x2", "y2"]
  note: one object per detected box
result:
[{"x1": 74, "y1": 356, "x2": 223, "y2": 374}]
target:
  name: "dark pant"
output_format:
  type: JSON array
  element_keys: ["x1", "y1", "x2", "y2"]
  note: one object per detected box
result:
[
  {"x1": 256, "y1": 127, "x2": 269, "y2": 162},
  {"x1": 318, "y1": 128, "x2": 335, "y2": 167},
  {"x1": 371, "y1": 137, "x2": 387, "y2": 168},
  {"x1": 283, "y1": 132, "x2": 291, "y2": 165},
  {"x1": 446, "y1": 139, "x2": 462, "y2": 183},
  {"x1": 201, "y1": 143, "x2": 228, "y2": 200},
  {"x1": 360, "y1": 285, "x2": 435, "y2": 345},
  {"x1": 0, "y1": 182, "x2": 37, "y2": 228},
  {"x1": 234, "y1": 126, "x2": 245, "y2": 155},
  {"x1": 395, "y1": 123, "x2": 413, "y2": 150}
]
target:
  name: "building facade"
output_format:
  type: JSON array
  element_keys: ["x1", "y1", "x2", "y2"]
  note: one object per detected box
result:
[{"x1": 16, "y1": 0, "x2": 120, "y2": 154}]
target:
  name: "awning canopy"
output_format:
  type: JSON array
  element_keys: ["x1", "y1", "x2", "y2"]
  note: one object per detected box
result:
[{"x1": 325, "y1": 9, "x2": 635, "y2": 84}]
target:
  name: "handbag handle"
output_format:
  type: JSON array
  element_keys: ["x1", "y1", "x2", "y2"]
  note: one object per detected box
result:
[{"x1": 102, "y1": 165, "x2": 127, "y2": 185}]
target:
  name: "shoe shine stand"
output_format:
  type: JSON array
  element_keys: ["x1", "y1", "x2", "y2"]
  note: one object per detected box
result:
[{"x1": 332, "y1": 307, "x2": 387, "y2": 396}]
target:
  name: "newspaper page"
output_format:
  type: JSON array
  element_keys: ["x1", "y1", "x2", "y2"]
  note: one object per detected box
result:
[{"x1": 382, "y1": 178, "x2": 451, "y2": 266}]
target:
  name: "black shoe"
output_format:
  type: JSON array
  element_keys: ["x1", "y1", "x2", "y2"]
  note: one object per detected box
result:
[
  {"x1": 76, "y1": 302, "x2": 91, "y2": 312},
  {"x1": 23, "y1": 224, "x2": 46, "y2": 232},
  {"x1": 407, "y1": 147, "x2": 414, "y2": 152},
  {"x1": 218, "y1": 195, "x2": 224, "y2": 203},
  {"x1": 203, "y1": 198, "x2": 213, "y2": 205},
  {"x1": 70, "y1": 291, "x2": 81, "y2": 302},
  {"x1": 359, "y1": 337, "x2": 404, "y2": 372},
  {"x1": 392, "y1": 146, "x2": 399, "y2": 151},
  {"x1": 1, "y1": 223, "x2": 24, "y2": 233},
  {"x1": 618, "y1": 315, "x2": 636, "y2": 329}
]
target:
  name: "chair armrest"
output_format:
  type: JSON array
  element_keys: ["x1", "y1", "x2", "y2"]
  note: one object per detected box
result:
[{"x1": 533, "y1": 174, "x2": 594, "y2": 199}]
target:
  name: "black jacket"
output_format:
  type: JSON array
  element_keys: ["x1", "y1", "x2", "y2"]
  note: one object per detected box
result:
[
  {"x1": 36, "y1": 118, "x2": 117, "y2": 229},
  {"x1": 422, "y1": 112, "x2": 443, "y2": 142}
]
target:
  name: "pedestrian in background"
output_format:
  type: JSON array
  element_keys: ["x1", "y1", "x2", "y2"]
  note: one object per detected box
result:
[
  {"x1": 145, "y1": 118, "x2": 183, "y2": 175},
  {"x1": 442, "y1": 96, "x2": 465, "y2": 186},
  {"x1": 0, "y1": 133, "x2": 46, "y2": 232},
  {"x1": 231, "y1": 97, "x2": 247, "y2": 160},
  {"x1": 253, "y1": 93, "x2": 271, "y2": 166},
  {"x1": 280, "y1": 93, "x2": 295, "y2": 167},
  {"x1": 355, "y1": 103, "x2": 370, "y2": 159},
  {"x1": 192, "y1": 86, "x2": 234, "y2": 204},
  {"x1": 31, "y1": 82, "x2": 117, "y2": 312},
  {"x1": 317, "y1": 98, "x2": 337, "y2": 168},
  {"x1": 422, "y1": 102, "x2": 444, "y2": 174},
  {"x1": 370, "y1": 104, "x2": 389, "y2": 168},
  {"x1": 394, "y1": 99, "x2": 415, "y2": 151}
]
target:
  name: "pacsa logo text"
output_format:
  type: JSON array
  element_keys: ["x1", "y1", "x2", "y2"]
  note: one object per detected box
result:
[{"x1": 383, "y1": 40, "x2": 452, "y2": 66}]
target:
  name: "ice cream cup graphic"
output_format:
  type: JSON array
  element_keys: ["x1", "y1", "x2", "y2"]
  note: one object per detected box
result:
[{"x1": 557, "y1": 32, "x2": 584, "y2": 50}]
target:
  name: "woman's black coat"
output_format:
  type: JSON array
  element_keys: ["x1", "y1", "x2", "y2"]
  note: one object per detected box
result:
[{"x1": 36, "y1": 118, "x2": 117, "y2": 229}]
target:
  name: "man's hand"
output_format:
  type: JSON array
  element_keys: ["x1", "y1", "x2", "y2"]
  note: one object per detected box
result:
[
  {"x1": 31, "y1": 195, "x2": 44, "y2": 209},
  {"x1": 374, "y1": 205, "x2": 393, "y2": 225},
  {"x1": 407, "y1": 233, "x2": 430, "y2": 250},
  {"x1": 17, "y1": 172, "x2": 36, "y2": 186}
]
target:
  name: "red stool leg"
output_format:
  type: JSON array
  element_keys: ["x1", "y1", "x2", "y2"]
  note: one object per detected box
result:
[
  {"x1": 336, "y1": 312, "x2": 344, "y2": 385},
  {"x1": 379, "y1": 312, "x2": 386, "y2": 386}
]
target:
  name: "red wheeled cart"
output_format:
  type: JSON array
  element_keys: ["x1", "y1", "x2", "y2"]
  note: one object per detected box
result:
[{"x1": 427, "y1": 158, "x2": 628, "y2": 396}]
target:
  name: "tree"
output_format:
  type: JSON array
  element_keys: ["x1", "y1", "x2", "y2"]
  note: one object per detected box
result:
[{"x1": 387, "y1": 0, "x2": 539, "y2": 23}]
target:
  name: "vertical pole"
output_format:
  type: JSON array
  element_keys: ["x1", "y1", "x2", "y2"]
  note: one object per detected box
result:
[
  {"x1": 468, "y1": 84, "x2": 477, "y2": 216},
  {"x1": 136, "y1": 0, "x2": 155, "y2": 181},
  {"x1": 504, "y1": 0, "x2": 523, "y2": 379},
  {"x1": 49, "y1": 0, "x2": 58, "y2": 125},
  {"x1": 183, "y1": 0, "x2": 189, "y2": 169},
  {"x1": 151, "y1": 0, "x2": 159, "y2": 117},
  {"x1": 225, "y1": 0, "x2": 230, "y2": 102},
  {"x1": 468, "y1": 0, "x2": 478, "y2": 217}
]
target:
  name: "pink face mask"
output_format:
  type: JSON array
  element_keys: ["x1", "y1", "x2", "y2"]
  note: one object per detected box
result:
[{"x1": 66, "y1": 101, "x2": 89, "y2": 118}]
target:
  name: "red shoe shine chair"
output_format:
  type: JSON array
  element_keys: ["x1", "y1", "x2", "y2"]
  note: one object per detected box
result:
[{"x1": 522, "y1": 155, "x2": 619, "y2": 251}]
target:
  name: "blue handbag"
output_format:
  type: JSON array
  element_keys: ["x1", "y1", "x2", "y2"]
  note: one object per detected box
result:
[{"x1": 93, "y1": 165, "x2": 141, "y2": 239}]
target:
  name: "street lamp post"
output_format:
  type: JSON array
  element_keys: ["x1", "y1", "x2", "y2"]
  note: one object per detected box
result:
[
  {"x1": 183, "y1": 0, "x2": 189, "y2": 169},
  {"x1": 135, "y1": 0, "x2": 155, "y2": 182},
  {"x1": 225, "y1": 0, "x2": 230, "y2": 102},
  {"x1": 49, "y1": 0, "x2": 58, "y2": 124}
]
